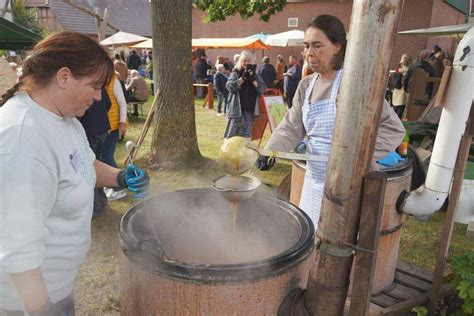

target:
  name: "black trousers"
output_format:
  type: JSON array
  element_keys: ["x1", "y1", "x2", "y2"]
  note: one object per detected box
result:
[
  {"x1": 87, "y1": 133, "x2": 108, "y2": 216},
  {"x1": 287, "y1": 91, "x2": 296, "y2": 109}
]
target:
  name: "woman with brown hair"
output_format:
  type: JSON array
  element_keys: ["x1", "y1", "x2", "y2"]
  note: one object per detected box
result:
[
  {"x1": 0, "y1": 31, "x2": 149, "y2": 315},
  {"x1": 256, "y1": 15, "x2": 404, "y2": 228}
]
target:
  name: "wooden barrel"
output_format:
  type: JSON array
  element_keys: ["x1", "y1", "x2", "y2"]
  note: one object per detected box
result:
[
  {"x1": 119, "y1": 189, "x2": 315, "y2": 315},
  {"x1": 289, "y1": 159, "x2": 412, "y2": 292}
]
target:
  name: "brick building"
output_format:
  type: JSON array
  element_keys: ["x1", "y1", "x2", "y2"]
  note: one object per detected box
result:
[
  {"x1": 192, "y1": 0, "x2": 466, "y2": 69},
  {"x1": 24, "y1": 0, "x2": 466, "y2": 69}
]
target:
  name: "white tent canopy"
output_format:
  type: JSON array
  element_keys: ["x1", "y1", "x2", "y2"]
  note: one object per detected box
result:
[
  {"x1": 265, "y1": 30, "x2": 304, "y2": 47},
  {"x1": 100, "y1": 31, "x2": 149, "y2": 46},
  {"x1": 132, "y1": 38, "x2": 152, "y2": 48},
  {"x1": 398, "y1": 23, "x2": 473, "y2": 38}
]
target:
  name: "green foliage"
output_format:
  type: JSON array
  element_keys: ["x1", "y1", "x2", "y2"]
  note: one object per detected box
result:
[
  {"x1": 193, "y1": 0, "x2": 287, "y2": 22},
  {"x1": 411, "y1": 305, "x2": 428, "y2": 316},
  {"x1": 12, "y1": 0, "x2": 45, "y2": 36},
  {"x1": 451, "y1": 252, "x2": 474, "y2": 315}
]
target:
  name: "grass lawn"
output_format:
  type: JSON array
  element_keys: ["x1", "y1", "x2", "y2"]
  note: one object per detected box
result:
[{"x1": 74, "y1": 88, "x2": 474, "y2": 314}]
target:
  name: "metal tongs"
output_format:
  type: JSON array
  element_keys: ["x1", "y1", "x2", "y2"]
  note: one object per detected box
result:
[{"x1": 245, "y1": 142, "x2": 328, "y2": 162}]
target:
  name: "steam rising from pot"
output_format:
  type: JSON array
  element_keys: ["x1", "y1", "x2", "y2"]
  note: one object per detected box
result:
[{"x1": 141, "y1": 190, "x2": 300, "y2": 265}]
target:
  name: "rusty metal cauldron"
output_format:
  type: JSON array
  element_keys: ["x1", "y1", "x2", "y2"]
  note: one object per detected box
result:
[{"x1": 119, "y1": 189, "x2": 315, "y2": 315}]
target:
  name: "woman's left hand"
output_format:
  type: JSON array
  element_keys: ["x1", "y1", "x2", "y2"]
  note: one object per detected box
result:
[
  {"x1": 117, "y1": 164, "x2": 150, "y2": 198},
  {"x1": 118, "y1": 123, "x2": 126, "y2": 140}
]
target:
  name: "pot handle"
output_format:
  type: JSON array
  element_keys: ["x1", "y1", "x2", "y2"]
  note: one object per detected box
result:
[
  {"x1": 136, "y1": 236, "x2": 165, "y2": 258},
  {"x1": 212, "y1": 184, "x2": 230, "y2": 192}
]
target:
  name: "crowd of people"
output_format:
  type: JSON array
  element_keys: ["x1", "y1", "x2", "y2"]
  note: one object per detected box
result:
[
  {"x1": 390, "y1": 44, "x2": 451, "y2": 119},
  {"x1": 194, "y1": 49, "x2": 317, "y2": 138}
]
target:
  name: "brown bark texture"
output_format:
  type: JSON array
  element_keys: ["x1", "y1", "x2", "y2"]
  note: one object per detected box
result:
[{"x1": 150, "y1": 0, "x2": 202, "y2": 168}]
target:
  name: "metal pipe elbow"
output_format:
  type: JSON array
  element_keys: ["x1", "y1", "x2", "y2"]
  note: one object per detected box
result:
[{"x1": 397, "y1": 185, "x2": 447, "y2": 220}]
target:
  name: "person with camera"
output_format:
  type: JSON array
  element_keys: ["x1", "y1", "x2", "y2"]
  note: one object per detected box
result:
[{"x1": 224, "y1": 50, "x2": 266, "y2": 138}]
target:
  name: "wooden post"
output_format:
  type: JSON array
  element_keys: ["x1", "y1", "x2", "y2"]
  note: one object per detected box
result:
[
  {"x1": 123, "y1": 92, "x2": 159, "y2": 165},
  {"x1": 467, "y1": 221, "x2": 474, "y2": 238},
  {"x1": 304, "y1": 1, "x2": 404, "y2": 315},
  {"x1": 349, "y1": 172, "x2": 387, "y2": 316},
  {"x1": 98, "y1": 8, "x2": 109, "y2": 42},
  {"x1": 428, "y1": 112, "x2": 473, "y2": 315},
  {"x1": 206, "y1": 83, "x2": 214, "y2": 109}
]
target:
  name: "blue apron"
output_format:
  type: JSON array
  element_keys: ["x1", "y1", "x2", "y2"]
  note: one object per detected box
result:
[{"x1": 299, "y1": 70, "x2": 343, "y2": 230}]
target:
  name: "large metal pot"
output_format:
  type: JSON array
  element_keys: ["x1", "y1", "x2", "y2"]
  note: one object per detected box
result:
[{"x1": 119, "y1": 189, "x2": 315, "y2": 315}]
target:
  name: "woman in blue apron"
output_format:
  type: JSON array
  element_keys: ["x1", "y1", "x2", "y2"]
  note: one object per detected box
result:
[{"x1": 257, "y1": 15, "x2": 405, "y2": 229}]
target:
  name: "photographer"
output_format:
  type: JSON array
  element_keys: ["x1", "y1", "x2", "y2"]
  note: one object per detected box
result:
[{"x1": 224, "y1": 50, "x2": 266, "y2": 138}]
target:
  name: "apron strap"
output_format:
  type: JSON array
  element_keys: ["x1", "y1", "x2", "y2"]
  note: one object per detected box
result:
[
  {"x1": 330, "y1": 69, "x2": 344, "y2": 100},
  {"x1": 303, "y1": 73, "x2": 320, "y2": 106}
]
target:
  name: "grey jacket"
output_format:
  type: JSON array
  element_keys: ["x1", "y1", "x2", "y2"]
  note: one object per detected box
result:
[{"x1": 226, "y1": 69, "x2": 266, "y2": 118}]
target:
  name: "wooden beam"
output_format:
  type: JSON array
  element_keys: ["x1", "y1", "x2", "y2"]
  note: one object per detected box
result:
[
  {"x1": 428, "y1": 112, "x2": 472, "y2": 315},
  {"x1": 349, "y1": 172, "x2": 387, "y2": 316},
  {"x1": 62, "y1": 0, "x2": 119, "y2": 32},
  {"x1": 98, "y1": 7, "x2": 109, "y2": 41},
  {"x1": 304, "y1": 1, "x2": 404, "y2": 314},
  {"x1": 123, "y1": 92, "x2": 159, "y2": 165}
]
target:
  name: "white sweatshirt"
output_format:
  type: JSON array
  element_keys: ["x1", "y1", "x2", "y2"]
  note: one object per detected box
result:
[{"x1": 0, "y1": 93, "x2": 95, "y2": 310}]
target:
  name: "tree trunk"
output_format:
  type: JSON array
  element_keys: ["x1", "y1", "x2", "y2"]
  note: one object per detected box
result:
[{"x1": 150, "y1": 0, "x2": 203, "y2": 168}]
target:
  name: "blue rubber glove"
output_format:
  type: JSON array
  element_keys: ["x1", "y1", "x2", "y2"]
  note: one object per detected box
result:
[
  {"x1": 117, "y1": 164, "x2": 150, "y2": 198},
  {"x1": 377, "y1": 151, "x2": 404, "y2": 167}
]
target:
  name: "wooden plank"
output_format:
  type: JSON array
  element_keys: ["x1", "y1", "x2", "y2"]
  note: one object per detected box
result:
[
  {"x1": 428, "y1": 115, "x2": 472, "y2": 315},
  {"x1": 371, "y1": 293, "x2": 400, "y2": 308},
  {"x1": 346, "y1": 296, "x2": 383, "y2": 316},
  {"x1": 433, "y1": 66, "x2": 452, "y2": 107},
  {"x1": 396, "y1": 261, "x2": 433, "y2": 283},
  {"x1": 382, "y1": 283, "x2": 453, "y2": 315},
  {"x1": 349, "y1": 172, "x2": 387, "y2": 316},
  {"x1": 394, "y1": 272, "x2": 431, "y2": 292},
  {"x1": 381, "y1": 282, "x2": 421, "y2": 301}
]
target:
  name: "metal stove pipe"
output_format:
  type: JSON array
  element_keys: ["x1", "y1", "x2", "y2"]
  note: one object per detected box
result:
[{"x1": 398, "y1": 27, "x2": 474, "y2": 219}]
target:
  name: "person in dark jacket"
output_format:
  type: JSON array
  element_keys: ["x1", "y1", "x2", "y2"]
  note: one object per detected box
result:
[
  {"x1": 284, "y1": 55, "x2": 302, "y2": 108},
  {"x1": 405, "y1": 50, "x2": 435, "y2": 98},
  {"x1": 77, "y1": 88, "x2": 111, "y2": 217},
  {"x1": 213, "y1": 64, "x2": 229, "y2": 115},
  {"x1": 224, "y1": 50, "x2": 266, "y2": 138},
  {"x1": 194, "y1": 54, "x2": 211, "y2": 98},
  {"x1": 257, "y1": 56, "x2": 277, "y2": 89},
  {"x1": 127, "y1": 49, "x2": 141, "y2": 71}
]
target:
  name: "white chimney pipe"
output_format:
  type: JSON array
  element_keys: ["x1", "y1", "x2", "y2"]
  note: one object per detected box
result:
[{"x1": 399, "y1": 27, "x2": 474, "y2": 219}]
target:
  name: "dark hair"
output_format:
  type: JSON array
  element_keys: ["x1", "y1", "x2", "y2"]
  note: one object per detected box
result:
[
  {"x1": 1, "y1": 31, "x2": 113, "y2": 107},
  {"x1": 307, "y1": 15, "x2": 347, "y2": 70},
  {"x1": 114, "y1": 53, "x2": 121, "y2": 60}
]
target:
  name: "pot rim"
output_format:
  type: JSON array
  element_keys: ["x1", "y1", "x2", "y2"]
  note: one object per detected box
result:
[
  {"x1": 119, "y1": 189, "x2": 315, "y2": 284},
  {"x1": 211, "y1": 174, "x2": 261, "y2": 193}
]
